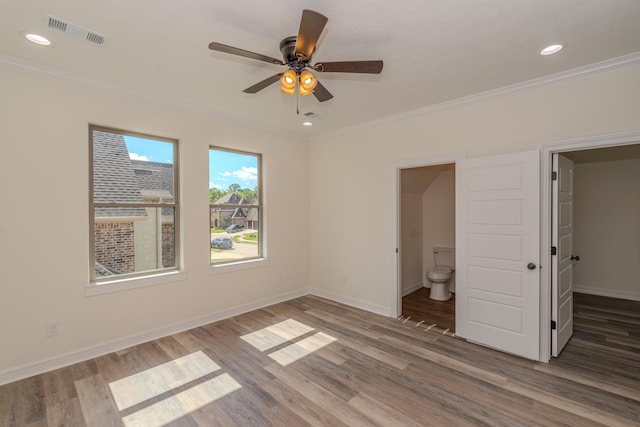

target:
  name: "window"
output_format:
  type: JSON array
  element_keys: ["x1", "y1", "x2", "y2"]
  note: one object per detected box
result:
[
  {"x1": 89, "y1": 125, "x2": 179, "y2": 283},
  {"x1": 209, "y1": 147, "x2": 262, "y2": 265}
]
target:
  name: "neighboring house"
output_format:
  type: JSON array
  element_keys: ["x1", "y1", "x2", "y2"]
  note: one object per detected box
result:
[
  {"x1": 93, "y1": 131, "x2": 175, "y2": 276},
  {"x1": 131, "y1": 159, "x2": 176, "y2": 271},
  {"x1": 244, "y1": 206, "x2": 259, "y2": 230},
  {"x1": 210, "y1": 193, "x2": 250, "y2": 229}
]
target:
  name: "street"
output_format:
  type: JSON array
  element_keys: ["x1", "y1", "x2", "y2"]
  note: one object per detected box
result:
[{"x1": 210, "y1": 229, "x2": 259, "y2": 262}]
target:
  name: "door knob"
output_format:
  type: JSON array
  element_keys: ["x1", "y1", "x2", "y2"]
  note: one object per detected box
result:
[
  {"x1": 527, "y1": 263, "x2": 537, "y2": 270},
  {"x1": 571, "y1": 255, "x2": 580, "y2": 261}
]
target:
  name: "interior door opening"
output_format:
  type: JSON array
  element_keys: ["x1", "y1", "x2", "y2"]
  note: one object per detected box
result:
[
  {"x1": 551, "y1": 144, "x2": 640, "y2": 357},
  {"x1": 398, "y1": 163, "x2": 456, "y2": 333},
  {"x1": 541, "y1": 130, "x2": 640, "y2": 362}
]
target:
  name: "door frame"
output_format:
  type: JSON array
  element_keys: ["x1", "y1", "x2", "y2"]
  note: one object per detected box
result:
[
  {"x1": 539, "y1": 129, "x2": 640, "y2": 362},
  {"x1": 391, "y1": 152, "x2": 466, "y2": 318}
]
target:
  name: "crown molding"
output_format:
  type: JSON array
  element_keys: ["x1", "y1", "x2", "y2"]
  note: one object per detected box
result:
[
  {"x1": 313, "y1": 51, "x2": 640, "y2": 142},
  {"x1": 0, "y1": 54, "x2": 303, "y2": 141}
]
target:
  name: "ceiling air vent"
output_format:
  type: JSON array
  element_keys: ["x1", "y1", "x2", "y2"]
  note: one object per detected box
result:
[
  {"x1": 47, "y1": 17, "x2": 67, "y2": 32},
  {"x1": 45, "y1": 15, "x2": 108, "y2": 46},
  {"x1": 85, "y1": 32, "x2": 105, "y2": 45},
  {"x1": 304, "y1": 112, "x2": 323, "y2": 119}
]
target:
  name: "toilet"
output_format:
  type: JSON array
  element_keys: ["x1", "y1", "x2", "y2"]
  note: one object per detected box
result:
[{"x1": 426, "y1": 247, "x2": 455, "y2": 301}]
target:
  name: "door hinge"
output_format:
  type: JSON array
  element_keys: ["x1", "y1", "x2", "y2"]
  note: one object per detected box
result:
[
  {"x1": 551, "y1": 171, "x2": 557, "y2": 181},
  {"x1": 551, "y1": 320, "x2": 557, "y2": 330},
  {"x1": 551, "y1": 246, "x2": 557, "y2": 255},
  {"x1": 395, "y1": 248, "x2": 399, "y2": 253}
]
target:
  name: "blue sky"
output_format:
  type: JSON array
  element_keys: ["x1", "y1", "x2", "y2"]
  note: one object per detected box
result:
[
  {"x1": 209, "y1": 149, "x2": 258, "y2": 190},
  {"x1": 124, "y1": 136, "x2": 173, "y2": 163},
  {"x1": 124, "y1": 136, "x2": 257, "y2": 190}
]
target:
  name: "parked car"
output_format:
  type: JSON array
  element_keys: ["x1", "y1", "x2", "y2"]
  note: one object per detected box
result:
[
  {"x1": 211, "y1": 237, "x2": 233, "y2": 249},
  {"x1": 226, "y1": 224, "x2": 244, "y2": 233}
]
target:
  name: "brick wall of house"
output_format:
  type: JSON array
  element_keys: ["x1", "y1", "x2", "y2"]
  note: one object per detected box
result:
[
  {"x1": 162, "y1": 223, "x2": 175, "y2": 268},
  {"x1": 95, "y1": 222, "x2": 135, "y2": 273}
]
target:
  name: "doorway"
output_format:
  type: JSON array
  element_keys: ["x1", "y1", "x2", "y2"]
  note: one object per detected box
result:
[
  {"x1": 541, "y1": 129, "x2": 640, "y2": 361},
  {"x1": 396, "y1": 161, "x2": 456, "y2": 331}
]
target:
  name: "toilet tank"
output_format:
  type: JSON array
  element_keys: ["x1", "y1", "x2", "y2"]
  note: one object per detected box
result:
[{"x1": 433, "y1": 247, "x2": 455, "y2": 269}]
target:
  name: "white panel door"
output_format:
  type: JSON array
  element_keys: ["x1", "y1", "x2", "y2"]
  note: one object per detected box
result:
[
  {"x1": 456, "y1": 150, "x2": 540, "y2": 360},
  {"x1": 552, "y1": 154, "x2": 574, "y2": 357}
]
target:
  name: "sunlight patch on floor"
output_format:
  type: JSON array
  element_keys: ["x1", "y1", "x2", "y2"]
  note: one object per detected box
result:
[
  {"x1": 121, "y1": 373, "x2": 241, "y2": 427},
  {"x1": 240, "y1": 318, "x2": 314, "y2": 351},
  {"x1": 109, "y1": 351, "x2": 221, "y2": 411},
  {"x1": 268, "y1": 331, "x2": 337, "y2": 366},
  {"x1": 241, "y1": 318, "x2": 337, "y2": 366},
  {"x1": 109, "y1": 351, "x2": 242, "y2": 426}
]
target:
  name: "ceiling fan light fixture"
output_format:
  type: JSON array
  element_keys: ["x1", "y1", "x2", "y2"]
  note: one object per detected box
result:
[
  {"x1": 300, "y1": 70, "x2": 317, "y2": 89},
  {"x1": 280, "y1": 70, "x2": 297, "y2": 95},
  {"x1": 299, "y1": 70, "x2": 317, "y2": 96},
  {"x1": 299, "y1": 86, "x2": 313, "y2": 96}
]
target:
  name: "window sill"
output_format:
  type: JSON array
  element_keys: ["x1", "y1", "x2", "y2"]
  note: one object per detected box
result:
[
  {"x1": 208, "y1": 258, "x2": 268, "y2": 275},
  {"x1": 86, "y1": 270, "x2": 188, "y2": 296}
]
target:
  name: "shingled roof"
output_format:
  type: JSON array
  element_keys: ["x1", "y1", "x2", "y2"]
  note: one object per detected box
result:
[
  {"x1": 92, "y1": 130, "x2": 175, "y2": 217},
  {"x1": 131, "y1": 160, "x2": 174, "y2": 202}
]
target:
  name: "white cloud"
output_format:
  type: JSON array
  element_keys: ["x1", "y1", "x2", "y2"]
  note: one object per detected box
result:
[
  {"x1": 232, "y1": 167, "x2": 258, "y2": 184},
  {"x1": 214, "y1": 167, "x2": 258, "y2": 188},
  {"x1": 209, "y1": 182, "x2": 222, "y2": 189},
  {"x1": 129, "y1": 152, "x2": 149, "y2": 161}
]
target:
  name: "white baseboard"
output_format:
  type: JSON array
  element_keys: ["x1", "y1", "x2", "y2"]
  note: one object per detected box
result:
[
  {"x1": 309, "y1": 288, "x2": 392, "y2": 317},
  {"x1": 402, "y1": 281, "x2": 424, "y2": 297},
  {"x1": 0, "y1": 287, "x2": 309, "y2": 386},
  {"x1": 574, "y1": 286, "x2": 640, "y2": 302}
]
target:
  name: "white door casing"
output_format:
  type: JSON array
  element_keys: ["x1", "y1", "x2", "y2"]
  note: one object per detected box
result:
[
  {"x1": 456, "y1": 150, "x2": 540, "y2": 360},
  {"x1": 552, "y1": 154, "x2": 574, "y2": 357}
]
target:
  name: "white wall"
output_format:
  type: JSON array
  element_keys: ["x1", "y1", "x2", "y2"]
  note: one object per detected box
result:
[
  {"x1": 309, "y1": 61, "x2": 640, "y2": 315},
  {"x1": 573, "y1": 158, "x2": 640, "y2": 300},
  {"x1": 400, "y1": 192, "x2": 423, "y2": 294},
  {"x1": 0, "y1": 63, "x2": 310, "y2": 376},
  {"x1": 3, "y1": 57, "x2": 640, "y2": 379},
  {"x1": 422, "y1": 168, "x2": 455, "y2": 285}
]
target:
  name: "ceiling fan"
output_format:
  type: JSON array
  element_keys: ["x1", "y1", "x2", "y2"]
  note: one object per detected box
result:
[{"x1": 208, "y1": 9, "x2": 383, "y2": 103}]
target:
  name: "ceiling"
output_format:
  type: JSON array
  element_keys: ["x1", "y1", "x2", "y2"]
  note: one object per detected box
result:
[
  {"x1": 2, "y1": 1, "x2": 640, "y2": 138},
  {"x1": 564, "y1": 143, "x2": 640, "y2": 163}
]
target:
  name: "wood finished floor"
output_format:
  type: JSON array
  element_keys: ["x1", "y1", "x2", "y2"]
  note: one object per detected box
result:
[
  {"x1": 402, "y1": 288, "x2": 456, "y2": 333},
  {"x1": 1, "y1": 293, "x2": 639, "y2": 426}
]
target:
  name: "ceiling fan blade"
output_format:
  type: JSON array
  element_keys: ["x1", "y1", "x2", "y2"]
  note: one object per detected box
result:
[
  {"x1": 295, "y1": 10, "x2": 328, "y2": 60},
  {"x1": 314, "y1": 60, "x2": 383, "y2": 74},
  {"x1": 312, "y1": 80, "x2": 333, "y2": 102},
  {"x1": 243, "y1": 74, "x2": 283, "y2": 94},
  {"x1": 209, "y1": 42, "x2": 284, "y2": 65}
]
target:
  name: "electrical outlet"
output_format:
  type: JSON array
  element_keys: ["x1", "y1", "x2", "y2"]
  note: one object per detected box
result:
[{"x1": 46, "y1": 322, "x2": 59, "y2": 337}]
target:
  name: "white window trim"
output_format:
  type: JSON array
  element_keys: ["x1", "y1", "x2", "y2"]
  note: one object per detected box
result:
[
  {"x1": 86, "y1": 270, "x2": 188, "y2": 296},
  {"x1": 89, "y1": 125, "x2": 181, "y2": 285},
  {"x1": 208, "y1": 258, "x2": 269, "y2": 275},
  {"x1": 209, "y1": 146, "x2": 263, "y2": 268}
]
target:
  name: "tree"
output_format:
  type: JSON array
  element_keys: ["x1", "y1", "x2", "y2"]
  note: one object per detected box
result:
[
  {"x1": 237, "y1": 187, "x2": 258, "y2": 203},
  {"x1": 228, "y1": 183, "x2": 241, "y2": 193},
  {"x1": 209, "y1": 187, "x2": 224, "y2": 203}
]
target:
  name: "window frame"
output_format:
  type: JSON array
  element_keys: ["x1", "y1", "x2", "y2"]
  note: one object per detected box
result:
[
  {"x1": 88, "y1": 124, "x2": 181, "y2": 285},
  {"x1": 209, "y1": 146, "x2": 263, "y2": 268}
]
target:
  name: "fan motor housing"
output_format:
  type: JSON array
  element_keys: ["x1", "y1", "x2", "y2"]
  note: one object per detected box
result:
[{"x1": 280, "y1": 36, "x2": 310, "y2": 71}]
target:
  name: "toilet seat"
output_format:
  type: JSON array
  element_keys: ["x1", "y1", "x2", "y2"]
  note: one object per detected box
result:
[{"x1": 427, "y1": 267, "x2": 452, "y2": 281}]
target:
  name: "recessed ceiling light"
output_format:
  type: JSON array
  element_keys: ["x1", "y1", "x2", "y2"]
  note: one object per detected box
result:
[
  {"x1": 25, "y1": 33, "x2": 51, "y2": 46},
  {"x1": 540, "y1": 43, "x2": 564, "y2": 56},
  {"x1": 302, "y1": 121, "x2": 313, "y2": 127}
]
